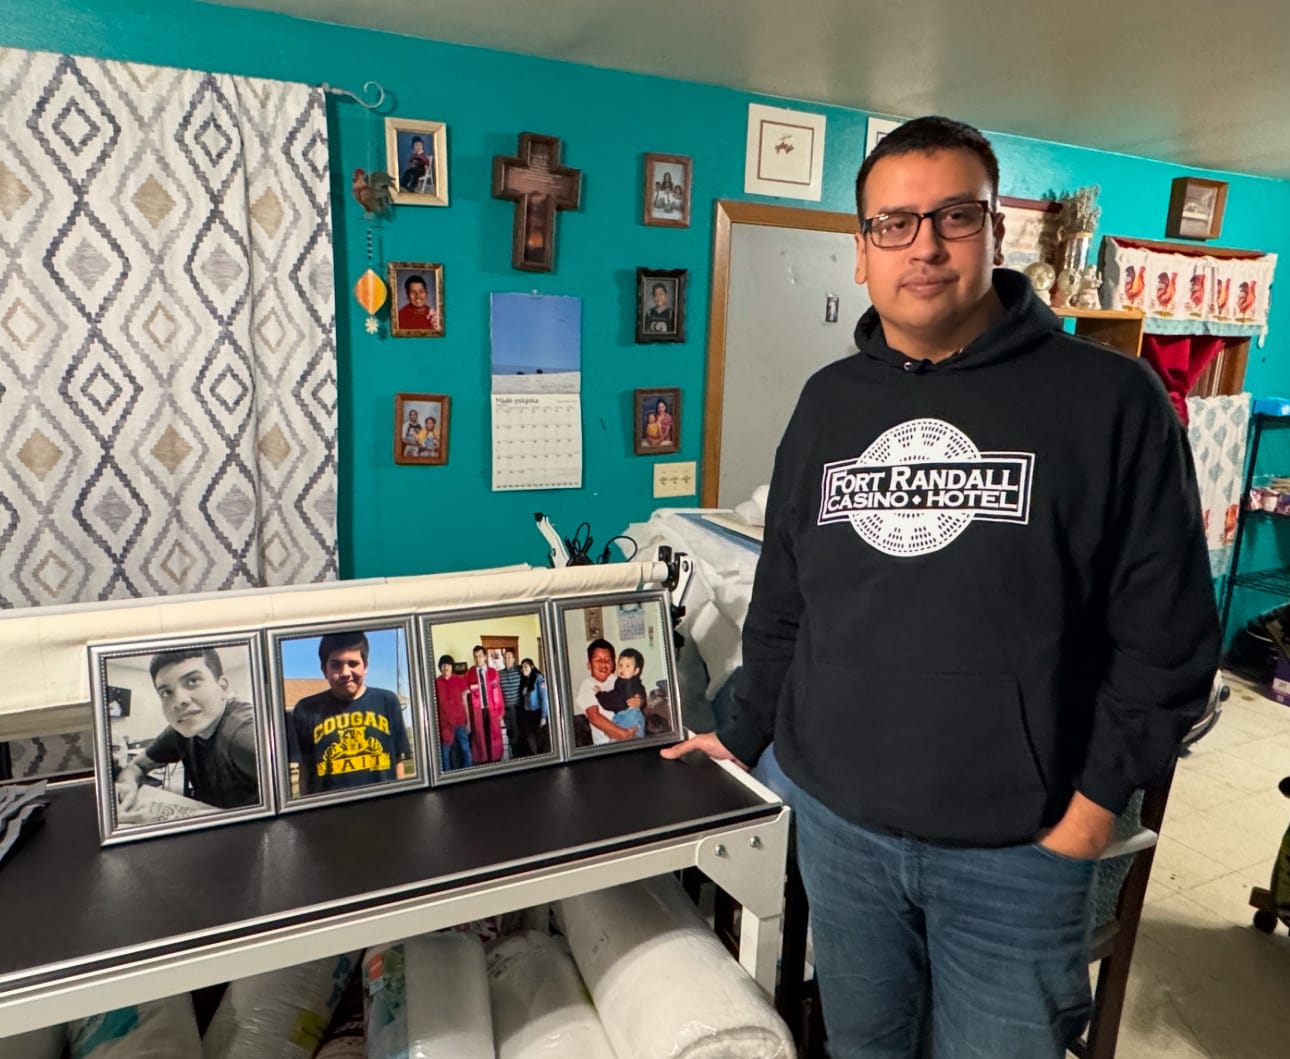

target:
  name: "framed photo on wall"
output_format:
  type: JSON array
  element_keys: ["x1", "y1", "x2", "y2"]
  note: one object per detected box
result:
[
  {"x1": 419, "y1": 604, "x2": 561, "y2": 785},
  {"x1": 1166, "y1": 177, "x2": 1228, "y2": 241},
  {"x1": 997, "y1": 196, "x2": 1062, "y2": 271},
  {"x1": 89, "y1": 632, "x2": 274, "y2": 846},
  {"x1": 265, "y1": 617, "x2": 427, "y2": 813},
  {"x1": 552, "y1": 590, "x2": 681, "y2": 758},
  {"x1": 394, "y1": 392, "x2": 450, "y2": 466},
  {"x1": 386, "y1": 117, "x2": 448, "y2": 207},
  {"x1": 643, "y1": 153, "x2": 691, "y2": 228},
  {"x1": 388, "y1": 261, "x2": 444, "y2": 338},
  {"x1": 633, "y1": 387, "x2": 680, "y2": 455},
  {"x1": 636, "y1": 268, "x2": 687, "y2": 343}
]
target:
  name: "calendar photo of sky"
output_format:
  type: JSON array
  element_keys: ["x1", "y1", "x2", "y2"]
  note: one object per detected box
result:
[{"x1": 490, "y1": 292, "x2": 582, "y2": 394}]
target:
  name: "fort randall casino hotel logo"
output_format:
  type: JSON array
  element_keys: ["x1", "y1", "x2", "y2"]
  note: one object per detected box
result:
[{"x1": 818, "y1": 418, "x2": 1034, "y2": 557}]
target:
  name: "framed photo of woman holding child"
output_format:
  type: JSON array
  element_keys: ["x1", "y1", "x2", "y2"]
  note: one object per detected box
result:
[
  {"x1": 551, "y1": 590, "x2": 681, "y2": 758},
  {"x1": 633, "y1": 387, "x2": 680, "y2": 455}
]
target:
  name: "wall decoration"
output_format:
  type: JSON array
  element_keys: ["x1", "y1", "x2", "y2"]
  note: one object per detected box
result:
[
  {"x1": 420, "y1": 605, "x2": 560, "y2": 784},
  {"x1": 554, "y1": 591, "x2": 681, "y2": 756},
  {"x1": 744, "y1": 103, "x2": 826, "y2": 201},
  {"x1": 1166, "y1": 177, "x2": 1228, "y2": 241},
  {"x1": 489, "y1": 293, "x2": 583, "y2": 490},
  {"x1": 394, "y1": 393, "x2": 450, "y2": 466},
  {"x1": 864, "y1": 116, "x2": 903, "y2": 157},
  {"x1": 492, "y1": 133, "x2": 582, "y2": 272},
  {"x1": 353, "y1": 266, "x2": 387, "y2": 335},
  {"x1": 636, "y1": 268, "x2": 687, "y2": 343},
  {"x1": 388, "y1": 261, "x2": 445, "y2": 338},
  {"x1": 385, "y1": 117, "x2": 448, "y2": 206},
  {"x1": 89, "y1": 634, "x2": 274, "y2": 846},
  {"x1": 266, "y1": 618, "x2": 427, "y2": 812},
  {"x1": 643, "y1": 153, "x2": 692, "y2": 228},
  {"x1": 633, "y1": 388, "x2": 681, "y2": 456},
  {"x1": 998, "y1": 196, "x2": 1062, "y2": 273}
]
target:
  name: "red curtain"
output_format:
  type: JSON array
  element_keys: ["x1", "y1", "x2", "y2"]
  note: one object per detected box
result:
[{"x1": 1139, "y1": 334, "x2": 1233, "y2": 425}]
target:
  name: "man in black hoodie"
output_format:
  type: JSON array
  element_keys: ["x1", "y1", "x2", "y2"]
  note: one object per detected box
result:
[{"x1": 663, "y1": 117, "x2": 1218, "y2": 1057}]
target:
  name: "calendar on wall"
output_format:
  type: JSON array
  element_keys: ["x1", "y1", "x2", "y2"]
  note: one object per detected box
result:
[{"x1": 489, "y1": 293, "x2": 583, "y2": 491}]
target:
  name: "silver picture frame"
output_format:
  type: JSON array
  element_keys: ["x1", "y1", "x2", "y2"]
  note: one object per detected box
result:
[
  {"x1": 89, "y1": 631, "x2": 274, "y2": 846},
  {"x1": 265, "y1": 615, "x2": 429, "y2": 813},
  {"x1": 550, "y1": 589, "x2": 682, "y2": 759},
  {"x1": 418, "y1": 602, "x2": 563, "y2": 785}
]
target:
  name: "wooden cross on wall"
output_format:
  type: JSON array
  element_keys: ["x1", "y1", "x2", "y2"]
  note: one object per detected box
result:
[{"x1": 491, "y1": 132, "x2": 582, "y2": 273}]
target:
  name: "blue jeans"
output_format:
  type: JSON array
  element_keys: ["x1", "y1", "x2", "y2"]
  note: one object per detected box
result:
[
  {"x1": 789, "y1": 773, "x2": 1094, "y2": 1058},
  {"x1": 440, "y1": 726, "x2": 473, "y2": 772}
]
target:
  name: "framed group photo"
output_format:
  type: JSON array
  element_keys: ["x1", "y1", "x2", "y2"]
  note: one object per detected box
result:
[
  {"x1": 388, "y1": 261, "x2": 444, "y2": 338},
  {"x1": 386, "y1": 117, "x2": 448, "y2": 207},
  {"x1": 636, "y1": 267, "x2": 687, "y2": 343},
  {"x1": 265, "y1": 617, "x2": 427, "y2": 813},
  {"x1": 419, "y1": 604, "x2": 560, "y2": 785},
  {"x1": 633, "y1": 387, "x2": 680, "y2": 455},
  {"x1": 394, "y1": 392, "x2": 450, "y2": 466},
  {"x1": 643, "y1": 153, "x2": 691, "y2": 228},
  {"x1": 553, "y1": 590, "x2": 681, "y2": 757},
  {"x1": 88, "y1": 632, "x2": 274, "y2": 846}
]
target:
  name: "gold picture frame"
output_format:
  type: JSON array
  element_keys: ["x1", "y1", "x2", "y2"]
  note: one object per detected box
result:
[{"x1": 385, "y1": 117, "x2": 448, "y2": 207}]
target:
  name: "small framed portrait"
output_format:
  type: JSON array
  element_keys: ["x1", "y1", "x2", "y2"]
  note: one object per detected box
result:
[
  {"x1": 1166, "y1": 177, "x2": 1228, "y2": 241},
  {"x1": 419, "y1": 604, "x2": 561, "y2": 784},
  {"x1": 553, "y1": 590, "x2": 681, "y2": 757},
  {"x1": 998, "y1": 196, "x2": 1062, "y2": 272},
  {"x1": 388, "y1": 261, "x2": 444, "y2": 338},
  {"x1": 633, "y1": 387, "x2": 681, "y2": 455},
  {"x1": 385, "y1": 117, "x2": 448, "y2": 207},
  {"x1": 88, "y1": 633, "x2": 274, "y2": 846},
  {"x1": 643, "y1": 153, "x2": 691, "y2": 228},
  {"x1": 636, "y1": 268, "x2": 687, "y2": 343},
  {"x1": 394, "y1": 392, "x2": 450, "y2": 466},
  {"x1": 266, "y1": 618, "x2": 427, "y2": 812}
]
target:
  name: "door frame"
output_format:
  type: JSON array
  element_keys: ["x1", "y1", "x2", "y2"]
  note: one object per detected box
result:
[{"x1": 701, "y1": 200, "x2": 858, "y2": 506}]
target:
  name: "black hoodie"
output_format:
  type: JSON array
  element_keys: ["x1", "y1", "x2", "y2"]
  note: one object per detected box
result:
[{"x1": 717, "y1": 269, "x2": 1219, "y2": 846}]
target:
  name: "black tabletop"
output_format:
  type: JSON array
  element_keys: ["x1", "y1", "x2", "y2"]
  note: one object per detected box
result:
[{"x1": 0, "y1": 750, "x2": 775, "y2": 993}]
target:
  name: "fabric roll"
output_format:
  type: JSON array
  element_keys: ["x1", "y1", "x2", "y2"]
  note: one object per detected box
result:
[
  {"x1": 556, "y1": 875, "x2": 795, "y2": 1058},
  {"x1": 201, "y1": 950, "x2": 361, "y2": 1059},
  {"x1": 67, "y1": 995, "x2": 202, "y2": 1058},
  {"x1": 487, "y1": 930, "x2": 617, "y2": 1059}
]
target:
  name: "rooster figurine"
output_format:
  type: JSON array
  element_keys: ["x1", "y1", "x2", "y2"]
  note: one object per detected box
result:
[{"x1": 351, "y1": 168, "x2": 395, "y2": 218}]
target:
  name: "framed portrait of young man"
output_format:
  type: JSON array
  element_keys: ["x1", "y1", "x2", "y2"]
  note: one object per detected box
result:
[
  {"x1": 551, "y1": 590, "x2": 681, "y2": 759},
  {"x1": 636, "y1": 268, "x2": 687, "y2": 343},
  {"x1": 89, "y1": 632, "x2": 274, "y2": 846},
  {"x1": 388, "y1": 262, "x2": 445, "y2": 338},
  {"x1": 265, "y1": 616, "x2": 428, "y2": 813},
  {"x1": 418, "y1": 604, "x2": 561, "y2": 785}
]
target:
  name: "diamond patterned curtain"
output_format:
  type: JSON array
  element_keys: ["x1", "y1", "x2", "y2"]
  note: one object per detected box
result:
[{"x1": 0, "y1": 47, "x2": 338, "y2": 610}]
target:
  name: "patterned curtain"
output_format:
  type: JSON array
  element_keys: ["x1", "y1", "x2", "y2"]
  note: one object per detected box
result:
[
  {"x1": 0, "y1": 48, "x2": 338, "y2": 775},
  {"x1": 1186, "y1": 392, "x2": 1252, "y2": 578}
]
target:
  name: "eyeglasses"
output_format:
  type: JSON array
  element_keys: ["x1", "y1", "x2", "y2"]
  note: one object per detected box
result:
[{"x1": 862, "y1": 200, "x2": 993, "y2": 249}]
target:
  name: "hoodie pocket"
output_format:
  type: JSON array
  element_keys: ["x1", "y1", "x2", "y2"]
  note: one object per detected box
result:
[{"x1": 795, "y1": 663, "x2": 1048, "y2": 845}]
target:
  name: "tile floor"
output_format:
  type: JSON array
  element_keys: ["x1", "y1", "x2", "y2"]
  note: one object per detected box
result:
[{"x1": 1107, "y1": 675, "x2": 1290, "y2": 1059}]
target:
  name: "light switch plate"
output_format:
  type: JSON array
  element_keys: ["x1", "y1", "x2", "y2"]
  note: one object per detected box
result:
[{"x1": 654, "y1": 461, "x2": 697, "y2": 498}]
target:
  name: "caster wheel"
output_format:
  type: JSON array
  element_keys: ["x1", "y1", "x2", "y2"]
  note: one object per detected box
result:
[{"x1": 1253, "y1": 909, "x2": 1279, "y2": 934}]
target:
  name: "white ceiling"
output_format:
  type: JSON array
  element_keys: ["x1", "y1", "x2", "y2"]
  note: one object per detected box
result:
[{"x1": 211, "y1": 0, "x2": 1290, "y2": 179}]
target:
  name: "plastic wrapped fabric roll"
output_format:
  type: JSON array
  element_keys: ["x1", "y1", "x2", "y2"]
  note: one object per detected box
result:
[
  {"x1": 201, "y1": 950, "x2": 361, "y2": 1059},
  {"x1": 555, "y1": 876, "x2": 795, "y2": 1058},
  {"x1": 0, "y1": 1023, "x2": 66, "y2": 1059},
  {"x1": 487, "y1": 930, "x2": 617, "y2": 1059},
  {"x1": 365, "y1": 932, "x2": 493, "y2": 1059},
  {"x1": 68, "y1": 994, "x2": 202, "y2": 1058}
]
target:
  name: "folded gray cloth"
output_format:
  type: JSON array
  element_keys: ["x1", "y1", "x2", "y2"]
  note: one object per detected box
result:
[{"x1": 0, "y1": 779, "x2": 48, "y2": 865}]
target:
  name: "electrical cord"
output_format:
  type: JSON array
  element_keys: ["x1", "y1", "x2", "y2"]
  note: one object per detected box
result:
[
  {"x1": 601, "y1": 534, "x2": 638, "y2": 563},
  {"x1": 561, "y1": 522, "x2": 639, "y2": 565}
]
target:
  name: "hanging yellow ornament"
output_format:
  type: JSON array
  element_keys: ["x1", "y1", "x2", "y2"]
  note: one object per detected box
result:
[{"x1": 354, "y1": 268, "x2": 387, "y2": 334}]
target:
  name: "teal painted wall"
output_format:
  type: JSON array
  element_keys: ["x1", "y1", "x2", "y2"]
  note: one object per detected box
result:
[{"x1": 6, "y1": 0, "x2": 1290, "y2": 603}]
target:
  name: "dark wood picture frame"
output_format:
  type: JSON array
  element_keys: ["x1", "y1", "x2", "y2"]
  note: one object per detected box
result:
[
  {"x1": 387, "y1": 262, "x2": 445, "y2": 338},
  {"x1": 643, "y1": 153, "x2": 692, "y2": 228},
  {"x1": 394, "y1": 392, "x2": 450, "y2": 466},
  {"x1": 1165, "y1": 177, "x2": 1228, "y2": 241},
  {"x1": 633, "y1": 387, "x2": 681, "y2": 456},
  {"x1": 636, "y1": 268, "x2": 687, "y2": 343}
]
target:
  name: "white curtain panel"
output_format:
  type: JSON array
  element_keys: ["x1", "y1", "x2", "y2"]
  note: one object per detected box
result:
[
  {"x1": 0, "y1": 46, "x2": 338, "y2": 609},
  {"x1": 1186, "y1": 392, "x2": 1251, "y2": 578}
]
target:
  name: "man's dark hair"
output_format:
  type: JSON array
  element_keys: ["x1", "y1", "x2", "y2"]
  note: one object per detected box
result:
[
  {"x1": 587, "y1": 638, "x2": 615, "y2": 661},
  {"x1": 619, "y1": 647, "x2": 645, "y2": 673},
  {"x1": 854, "y1": 116, "x2": 999, "y2": 219},
  {"x1": 318, "y1": 631, "x2": 369, "y2": 668},
  {"x1": 405, "y1": 274, "x2": 427, "y2": 296},
  {"x1": 150, "y1": 647, "x2": 224, "y2": 682},
  {"x1": 437, "y1": 654, "x2": 455, "y2": 668}
]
